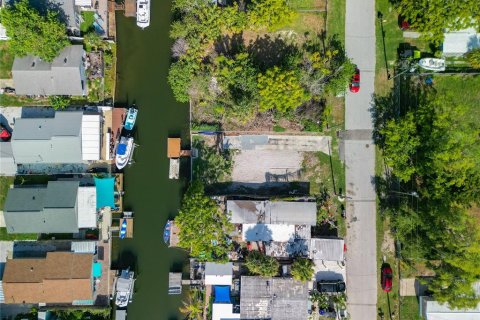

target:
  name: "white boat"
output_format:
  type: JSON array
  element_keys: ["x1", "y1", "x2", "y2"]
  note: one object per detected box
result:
[
  {"x1": 136, "y1": 0, "x2": 150, "y2": 29},
  {"x1": 115, "y1": 136, "x2": 134, "y2": 170},
  {"x1": 418, "y1": 58, "x2": 446, "y2": 71},
  {"x1": 124, "y1": 107, "x2": 138, "y2": 131},
  {"x1": 114, "y1": 269, "x2": 135, "y2": 308}
]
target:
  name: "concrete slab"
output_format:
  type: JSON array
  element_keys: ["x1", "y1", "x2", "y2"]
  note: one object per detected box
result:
[{"x1": 314, "y1": 260, "x2": 346, "y2": 282}]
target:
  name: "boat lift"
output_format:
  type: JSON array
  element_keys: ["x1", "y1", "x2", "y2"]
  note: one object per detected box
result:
[
  {"x1": 167, "y1": 138, "x2": 191, "y2": 179},
  {"x1": 112, "y1": 211, "x2": 134, "y2": 239}
]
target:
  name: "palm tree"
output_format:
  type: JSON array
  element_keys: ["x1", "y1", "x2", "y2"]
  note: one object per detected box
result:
[
  {"x1": 291, "y1": 258, "x2": 314, "y2": 282},
  {"x1": 245, "y1": 251, "x2": 279, "y2": 277},
  {"x1": 179, "y1": 289, "x2": 204, "y2": 320}
]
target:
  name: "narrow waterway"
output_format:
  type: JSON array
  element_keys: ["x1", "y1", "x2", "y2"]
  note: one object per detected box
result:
[{"x1": 114, "y1": 2, "x2": 189, "y2": 319}]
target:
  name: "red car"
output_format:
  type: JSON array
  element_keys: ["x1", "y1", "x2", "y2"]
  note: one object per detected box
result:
[
  {"x1": 381, "y1": 264, "x2": 393, "y2": 292},
  {"x1": 349, "y1": 68, "x2": 360, "y2": 93}
]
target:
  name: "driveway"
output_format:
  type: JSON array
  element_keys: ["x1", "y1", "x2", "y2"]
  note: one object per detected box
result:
[{"x1": 344, "y1": 0, "x2": 378, "y2": 318}]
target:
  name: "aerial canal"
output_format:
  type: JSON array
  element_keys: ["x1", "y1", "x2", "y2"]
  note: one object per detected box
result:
[{"x1": 114, "y1": 2, "x2": 189, "y2": 319}]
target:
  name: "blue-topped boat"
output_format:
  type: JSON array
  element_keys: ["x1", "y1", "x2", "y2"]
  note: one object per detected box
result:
[
  {"x1": 124, "y1": 107, "x2": 138, "y2": 131},
  {"x1": 120, "y1": 219, "x2": 127, "y2": 239},
  {"x1": 115, "y1": 136, "x2": 134, "y2": 170},
  {"x1": 163, "y1": 220, "x2": 172, "y2": 245}
]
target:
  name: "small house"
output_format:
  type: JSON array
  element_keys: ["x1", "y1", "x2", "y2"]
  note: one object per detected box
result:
[
  {"x1": 12, "y1": 45, "x2": 86, "y2": 96},
  {"x1": 443, "y1": 27, "x2": 480, "y2": 56}
]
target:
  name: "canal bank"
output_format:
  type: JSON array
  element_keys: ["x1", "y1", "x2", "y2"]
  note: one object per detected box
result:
[{"x1": 114, "y1": 2, "x2": 190, "y2": 319}]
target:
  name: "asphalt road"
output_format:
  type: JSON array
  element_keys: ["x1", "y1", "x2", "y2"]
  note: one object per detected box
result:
[{"x1": 344, "y1": 0, "x2": 378, "y2": 318}]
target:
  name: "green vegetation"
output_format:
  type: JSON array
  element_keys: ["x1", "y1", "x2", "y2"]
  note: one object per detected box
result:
[
  {"x1": 192, "y1": 139, "x2": 233, "y2": 185},
  {"x1": 176, "y1": 182, "x2": 233, "y2": 262},
  {"x1": 49, "y1": 95, "x2": 71, "y2": 110},
  {"x1": 247, "y1": 0, "x2": 296, "y2": 31},
  {"x1": 466, "y1": 49, "x2": 480, "y2": 69},
  {"x1": 103, "y1": 44, "x2": 116, "y2": 99},
  {"x1": 400, "y1": 297, "x2": 421, "y2": 320},
  {"x1": 0, "y1": 228, "x2": 37, "y2": 241},
  {"x1": 327, "y1": 0, "x2": 345, "y2": 43},
  {"x1": 0, "y1": 41, "x2": 14, "y2": 78},
  {"x1": 80, "y1": 11, "x2": 95, "y2": 33},
  {"x1": 395, "y1": 0, "x2": 480, "y2": 44},
  {"x1": 179, "y1": 289, "x2": 203, "y2": 320},
  {"x1": 84, "y1": 32, "x2": 103, "y2": 52},
  {"x1": 291, "y1": 258, "x2": 314, "y2": 282},
  {"x1": 244, "y1": 251, "x2": 279, "y2": 277},
  {"x1": 51, "y1": 308, "x2": 111, "y2": 320},
  {"x1": 0, "y1": 176, "x2": 14, "y2": 210},
  {"x1": 376, "y1": 75, "x2": 480, "y2": 308},
  {"x1": 0, "y1": 0, "x2": 69, "y2": 62}
]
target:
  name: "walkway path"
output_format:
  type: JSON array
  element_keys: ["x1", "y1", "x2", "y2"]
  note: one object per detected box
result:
[{"x1": 344, "y1": 0, "x2": 377, "y2": 319}]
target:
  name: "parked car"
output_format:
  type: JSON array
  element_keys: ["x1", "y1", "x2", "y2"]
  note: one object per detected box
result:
[
  {"x1": 381, "y1": 264, "x2": 393, "y2": 292},
  {"x1": 349, "y1": 68, "x2": 360, "y2": 93},
  {"x1": 317, "y1": 280, "x2": 346, "y2": 294}
]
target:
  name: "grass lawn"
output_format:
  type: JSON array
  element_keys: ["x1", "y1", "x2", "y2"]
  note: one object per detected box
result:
[
  {"x1": 80, "y1": 11, "x2": 95, "y2": 33},
  {"x1": 400, "y1": 296, "x2": 421, "y2": 320},
  {"x1": 0, "y1": 41, "x2": 15, "y2": 79},
  {"x1": 327, "y1": 0, "x2": 345, "y2": 43},
  {"x1": 432, "y1": 74, "x2": 480, "y2": 113},
  {"x1": 0, "y1": 227, "x2": 37, "y2": 240},
  {"x1": 0, "y1": 176, "x2": 14, "y2": 210}
]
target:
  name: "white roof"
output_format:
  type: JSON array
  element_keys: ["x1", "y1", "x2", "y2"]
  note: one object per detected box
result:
[
  {"x1": 205, "y1": 262, "x2": 233, "y2": 286},
  {"x1": 212, "y1": 303, "x2": 240, "y2": 320},
  {"x1": 310, "y1": 238, "x2": 345, "y2": 261},
  {"x1": 423, "y1": 299, "x2": 480, "y2": 320},
  {"x1": 75, "y1": 0, "x2": 92, "y2": 6},
  {"x1": 0, "y1": 22, "x2": 8, "y2": 40},
  {"x1": 77, "y1": 186, "x2": 97, "y2": 228},
  {"x1": 242, "y1": 223, "x2": 295, "y2": 242},
  {"x1": 81, "y1": 114, "x2": 100, "y2": 160},
  {"x1": 443, "y1": 27, "x2": 480, "y2": 55},
  {"x1": 71, "y1": 241, "x2": 97, "y2": 253}
]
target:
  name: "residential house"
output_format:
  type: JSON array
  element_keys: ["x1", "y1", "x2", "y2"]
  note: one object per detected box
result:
[
  {"x1": 227, "y1": 200, "x2": 316, "y2": 258},
  {"x1": 12, "y1": 45, "x2": 87, "y2": 96},
  {"x1": 240, "y1": 276, "x2": 309, "y2": 320},
  {"x1": 443, "y1": 27, "x2": 480, "y2": 56},
  {"x1": 205, "y1": 262, "x2": 240, "y2": 320},
  {"x1": 1, "y1": 252, "x2": 94, "y2": 304},
  {"x1": 0, "y1": 142, "x2": 16, "y2": 176},
  {"x1": 3, "y1": 180, "x2": 97, "y2": 234},
  {"x1": 205, "y1": 262, "x2": 233, "y2": 286}
]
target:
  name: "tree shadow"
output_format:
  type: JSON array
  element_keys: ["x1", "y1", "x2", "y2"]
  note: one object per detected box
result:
[
  {"x1": 214, "y1": 33, "x2": 245, "y2": 56},
  {"x1": 247, "y1": 34, "x2": 299, "y2": 70}
]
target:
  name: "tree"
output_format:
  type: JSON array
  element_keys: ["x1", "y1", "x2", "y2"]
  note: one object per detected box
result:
[
  {"x1": 192, "y1": 139, "x2": 233, "y2": 184},
  {"x1": 244, "y1": 251, "x2": 279, "y2": 277},
  {"x1": 0, "y1": 0, "x2": 69, "y2": 61},
  {"x1": 175, "y1": 182, "x2": 233, "y2": 261},
  {"x1": 168, "y1": 60, "x2": 196, "y2": 103},
  {"x1": 49, "y1": 95, "x2": 71, "y2": 110},
  {"x1": 257, "y1": 66, "x2": 311, "y2": 112},
  {"x1": 396, "y1": 0, "x2": 480, "y2": 44},
  {"x1": 179, "y1": 289, "x2": 204, "y2": 320},
  {"x1": 248, "y1": 0, "x2": 296, "y2": 31},
  {"x1": 310, "y1": 291, "x2": 329, "y2": 310},
  {"x1": 83, "y1": 32, "x2": 103, "y2": 52},
  {"x1": 466, "y1": 49, "x2": 480, "y2": 69},
  {"x1": 291, "y1": 258, "x2": 314, "y2": 282}
]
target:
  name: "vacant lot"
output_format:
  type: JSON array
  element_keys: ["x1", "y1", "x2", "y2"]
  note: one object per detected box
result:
[{"x1": 0, "y1": 41, "x2": 14, "y2": 79}]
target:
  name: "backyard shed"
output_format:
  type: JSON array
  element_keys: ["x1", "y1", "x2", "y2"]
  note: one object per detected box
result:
[{"x1": 205, "y1": 262, "x2": 233, "y2": 286}]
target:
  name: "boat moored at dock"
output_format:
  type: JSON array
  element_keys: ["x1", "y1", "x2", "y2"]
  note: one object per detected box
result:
[
  {"x1": 114, "y1": 269, "x2": 136, "y2": 307},
  {"x1": 124, "y1": 107, "x2": 138, "y2": 131},
  {"x1": 115, "y1": 136, "x2": 134, "y2": 170},
  {"x1": 136, "y1": 0, "x2": 150, "y2": 29}
]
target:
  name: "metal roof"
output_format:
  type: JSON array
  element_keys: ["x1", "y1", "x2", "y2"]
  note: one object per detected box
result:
[
  {"x1": 11, "y1": 111, "x2": 83, "y2": 164},
  {"x1": 240, "y1": 276, "x2": 309, "y2": 320},
  {"x1": 3, "y1": 181, "x2": 79, "y2": 234},
  {"x1": 309, "y1": 238, "x2": 345, "y2": 262},
  {"x1": 205, "y1": 262, "x2": 233, "y2": 286},
  {"x1": 12, "y1": 45, "x2": 85, "y2": 95},
  {"x1": 443, "y1": 28, "x2": 480, "y2": 55},
  {"x1": 0, "y1": 142, "x2": 17, "y2": 175},
  {"x1": 71, "y1": 241, "x2": 97, "y2": 254},
  {"x1": 227, "y1": 200, "x2": 317, "y2": 226}
]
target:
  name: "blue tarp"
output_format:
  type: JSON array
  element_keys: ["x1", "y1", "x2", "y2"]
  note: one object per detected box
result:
[
  {"x1": 94, "y1": 177, "x2": 115, "y2": 209},
  {"x1": 213, "y1": 285, "x2": 231, "y2": 303}
]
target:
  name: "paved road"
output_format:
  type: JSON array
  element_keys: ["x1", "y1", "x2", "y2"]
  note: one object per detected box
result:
[{"x1": 344, "y1": 0, "x2": 378, "y2": 319}]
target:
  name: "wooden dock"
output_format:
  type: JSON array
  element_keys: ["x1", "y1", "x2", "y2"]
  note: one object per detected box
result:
[
  {"x1": 125, "y1": 218, "x2": 133, "y2": 238},
  {"x1": 168, "y1": 273, "x2": 182, "y2": 295}
]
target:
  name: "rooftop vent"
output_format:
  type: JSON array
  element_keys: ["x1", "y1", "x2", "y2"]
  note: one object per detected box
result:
[
  {"x1": 31, "y1": 61, "x2": 36, "y2": 68},
  {"x1": 64, "y1": 57, "x2": 68, "y2": 63}
]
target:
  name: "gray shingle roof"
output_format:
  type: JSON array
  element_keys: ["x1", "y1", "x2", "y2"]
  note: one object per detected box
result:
[
  {"x1": 3, "y1": 181, "x2": 79, "y2": 234},
  {"x1": 12, "y1": 45, "x2": 86, "y2": 96},
  {"x1": 240, "y1": 276, "x2": 309, "y2": 320},
  {"x1": 11, "y1": 111, "x2": 83, "y2": 164},
  {"x1": 205, "y1": 262, "x2": 233, "y2": 276},
  {"x1": 0, "y1": 142, "x2": 17, "y2": 175},
  {"x1": 227, "y1": 200, "x2": 317, "y2": 226}
]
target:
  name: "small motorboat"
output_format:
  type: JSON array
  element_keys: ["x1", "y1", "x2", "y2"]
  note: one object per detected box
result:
[
  {"x1": 120, "y1": 219, "x2": 127, "y2": 239},
  {"x1": 163, "y1": 220, "x2": 172, "y2": 245},
  {"x1": 114, "y1": 269, "x2": 135, "y2": 307},
  {"x1": 115, "y1": 136, "x2": 134, "y2": 170},
  {"x1": 418, "y1": 58, "x2": 446, "y2": 72},
  {"x1": 124, "y1": 107, "x2": 138, "y2": 131},
  {"x1": 136, "y1": 0, "x2": 150, "y2": 29}
]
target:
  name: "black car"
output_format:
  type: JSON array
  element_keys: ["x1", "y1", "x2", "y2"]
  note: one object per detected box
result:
[{"x1": 317, "y1": 280, "x2": 346, "y2": 294}]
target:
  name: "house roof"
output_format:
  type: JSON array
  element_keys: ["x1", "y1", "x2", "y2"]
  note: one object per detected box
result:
[
  {"x1": 212, "y1": 303, "x2": 240, "y2": 320},
  {"x1": 11, "y1": 111, "x2": 83, "y2": 164},
  {"x1": 12, "y1": 45, "x2": 85, "y2": 95},
  {"x1": 443, "y1": 27, "x2": 480, "y2": 55},
  {"x1": 421, "y1": 296, "x2": 480, "y2": 320},
  {"x1": 227, "y1": 200, "x2": 317, "y2": 226},
  {"x1": 240, "y1": 276, "x2": 309, "y2": 320},
  {"x1": 0, "y1": 142, "x2": 17, "y2": 175},
  {"x1": 167, "y1": 138, "x2": 181, "y2": 158},
  {"x1": 2, "y1": 252, "x2": 93, "y2": 304},
  {"x1": 242, "y1": 223, "x2": 296, "y2": 242},
  {"x1": 205, "y1": 262, "x2": 233, "y2": 286},
  {"x1": 310, "y1": 238, "x2": 345, "y2": 262},
  {"x1": 3, "y1": 181, "x2": 79, "y2": 234}
]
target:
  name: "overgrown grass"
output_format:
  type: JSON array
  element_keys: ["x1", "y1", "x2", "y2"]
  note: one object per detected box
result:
[
  {"x1": 191, "y1": 122, "x2": 221, "y2": 132},
  {"x1": 80, "y1": 11, "x2": 95, "y2": 33},
  {"x1": 432, "y1": 75, "x2": 480, "y2": 115},
  {"x1": 0, "y1": 94, "x2": 48, "y2": 107},
  {"x1": 0, "y1": 228, "x2": 37, "y2": 240},
  {"x1": 0, "y1": 176, "x2": 14, "y2": 210},
  {"x1": 399, "y1": 296, "x2": 421, "y2": 320},
  {"x1": 0, "y1": 41, "x2": 14, "y2": 79},
  {"x1": 104, "y1": 44, "x2": 116, "y2": 100},
  {"x1": 327, "y1": 0, "x2": 345, "y2": 43}
]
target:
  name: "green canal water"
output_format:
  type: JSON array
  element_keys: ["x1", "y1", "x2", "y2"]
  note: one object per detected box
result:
[{"x1": 114, "y1": 2, "x2": 190, "y2": 319}]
